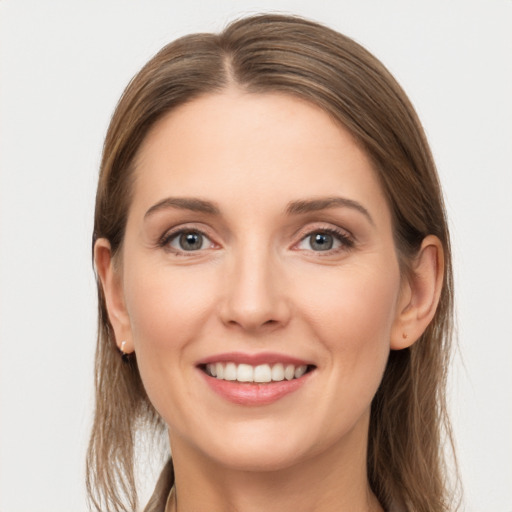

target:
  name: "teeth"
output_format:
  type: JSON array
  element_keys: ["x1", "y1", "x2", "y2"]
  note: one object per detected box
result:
[
  {"x1": 224, "y1": 362, "x2": 237, "y2": 381},
  {"x1": 271, "y1": 363, "x2": 284, "y2": 381},
  {"x1": 205, "y1": 362, "x2": 310, "y2": 383},
  {"x1": 237, "y1": 363, "x2": 253, "y2": 382},
  {"x1": 215, "y1": 362, "x2": 223, "y2": 379},
  {"x1": 294, "y1": 365, "x2": 307, "y2": 378},
  {"x1": 284, "y1": 364, "x2": 295, "y2": 381},
  {"x1": 254, "y1": 364, "x2": 272, "y2": 383}
]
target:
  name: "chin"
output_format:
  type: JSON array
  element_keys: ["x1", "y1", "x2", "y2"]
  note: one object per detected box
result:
[
  {"x1": 207, "y1": 441, "x2": 308, "y2": 473},
  {"x1": 185, "y1": 419, "x2": 332, "y2": 474}
]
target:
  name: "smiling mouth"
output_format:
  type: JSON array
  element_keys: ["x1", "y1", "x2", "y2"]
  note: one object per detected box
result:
[{"x1": 200, "y1": 362, "x2": 316, "y2": 383}]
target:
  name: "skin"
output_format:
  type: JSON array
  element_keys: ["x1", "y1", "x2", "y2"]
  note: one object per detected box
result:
[{"x1": 95, "y1": 90, "x2": 444, "y2": 512}]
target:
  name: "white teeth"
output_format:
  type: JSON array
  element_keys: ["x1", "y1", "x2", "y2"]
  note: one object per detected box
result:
[
  {"x1": 271, "y1": 363, "x2": 284, "y2": 381},
  {"x1": 237, "y1": 363, "x2": 254, "y2": 382},
  {"x1": 254, "y1": 364, "x2": 272, "y2": 383},
  {"x1": 284, "y1": 364, "x2": 295, "y2": 381},
  {"x1": 294, "y1": 365, "x2": 307, "y2": 378},
  {"x1": 205, "y1": 362, "x2": 310, "y2": 383},
  {"x1": 215, "y1": 362, "x2": 224, "y2": 379},
  {"x1": 224, "y1": 362, "x2": 237, "y2": 381}
]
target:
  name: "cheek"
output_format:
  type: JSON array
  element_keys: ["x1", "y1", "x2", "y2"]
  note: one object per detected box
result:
[
  {"x1": 125, "y1": 264, "x2": 214, "y2": 346},
  {"x1": 303, "y1": 261, "x2": 399, "y2": 335},
  {"x1": 294, "y1": 264, "x2": 400, "y2": 441},
  {"x1": 122, "y1": 264, "x2": 220, "y2": 425},
  {"x1": 123, "y1": 264, "x2": 216, "y2": 393},
  {"x1": 298, "y1": 261, "x2": 400, "y2": 389}
]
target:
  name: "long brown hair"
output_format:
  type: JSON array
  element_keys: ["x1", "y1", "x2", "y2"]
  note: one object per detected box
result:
[{"x1": 88, "y1": 14, "x2": 458, "y2": 512}]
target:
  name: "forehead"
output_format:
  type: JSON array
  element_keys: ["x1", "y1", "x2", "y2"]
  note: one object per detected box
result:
[{"x1": 131, "y1": 90, "x2": 390, "y2": 223}]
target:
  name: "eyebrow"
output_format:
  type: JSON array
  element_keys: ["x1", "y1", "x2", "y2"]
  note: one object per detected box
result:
[
  {"x1": 144, "y1": 197, "x2": 220, "y2": 219},
  {"x1": 144, "y1": 195, "x2": 374, "y2": 226},
  {"x1": 285, "y1": 197, "x2": 375, "y2": 226}
]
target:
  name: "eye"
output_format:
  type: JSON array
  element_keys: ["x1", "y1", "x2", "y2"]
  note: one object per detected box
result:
[
  {"x1": 166, "y1": 230, "x2": 213, "y2": 252},
  {"x1": 296, "y1": 229, "x2": 353, "y2": 252}
]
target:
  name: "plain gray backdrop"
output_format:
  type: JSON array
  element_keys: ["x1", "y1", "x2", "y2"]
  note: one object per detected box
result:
[{"x1": 1, "y1": 1, "x2": 511, "y2": 511}]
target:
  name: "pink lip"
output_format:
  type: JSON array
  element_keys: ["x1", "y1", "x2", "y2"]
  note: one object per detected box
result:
[
  {"x1": 199, "y1": 369, "x2": 313, "y2": 406},
  {"x1": 195, "y1": 352, "x2": 315, "y2": 406},
  {"x1": 196, "y1": 351, "x2": 313, "y2": 366}
]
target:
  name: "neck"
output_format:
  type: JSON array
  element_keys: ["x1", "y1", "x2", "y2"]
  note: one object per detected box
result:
[{"x1": 168, "y1": 422, "x2": 383, "y2": 512}]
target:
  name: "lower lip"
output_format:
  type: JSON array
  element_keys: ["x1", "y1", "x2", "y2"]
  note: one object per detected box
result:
[{"x1": 199, "y1": 370, "x2": 313, "y2": 406}]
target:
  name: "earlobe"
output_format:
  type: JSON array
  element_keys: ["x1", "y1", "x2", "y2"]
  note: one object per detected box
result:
[
  {"x1": 94, "y1": 239, "x2": 134, "y2": 354},
  {"x1": 391, "y1": 235, "x2": 444, "y2": 350}
]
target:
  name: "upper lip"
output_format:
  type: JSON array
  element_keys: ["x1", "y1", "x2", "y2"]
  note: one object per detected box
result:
[{"x1": 196, "y1": 351, "x2": 314, "y2": 367}]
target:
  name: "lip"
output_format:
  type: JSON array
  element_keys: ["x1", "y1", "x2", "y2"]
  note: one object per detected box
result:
[
  {"x1": 196, "y1": 352, "x2": 316, "y2": 406},
  {"x1": 199, "y1": 369, "x2": 314, "y2": 406}
]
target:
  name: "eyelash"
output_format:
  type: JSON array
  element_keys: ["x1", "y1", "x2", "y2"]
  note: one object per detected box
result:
[
  {"x1": 294, "y1": 226, "x2": 355, "y2": 254},
  {"x1": 158, "y1": 225, "x2": 355, "y2": 256}
]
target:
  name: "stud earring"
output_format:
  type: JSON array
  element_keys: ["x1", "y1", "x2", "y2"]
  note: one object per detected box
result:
[
  {"x1": 402, "y1": 332, "x2": 408, "y2": 340},
  {"x1": 120, "y1": 340, "x2": 131, "y2": 363}
]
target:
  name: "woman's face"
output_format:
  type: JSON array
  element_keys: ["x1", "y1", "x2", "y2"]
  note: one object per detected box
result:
[{"x1": 108, "y1": 91, "x2": 409, "y2": 471}]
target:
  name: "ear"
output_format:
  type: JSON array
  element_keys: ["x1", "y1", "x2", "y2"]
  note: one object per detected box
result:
[
  {"x1": 390, "y1": 235, "x2": 444, "y2": 350},
  {"x1": 94, "y1": 238, "x2": 134, "y2": 354}
]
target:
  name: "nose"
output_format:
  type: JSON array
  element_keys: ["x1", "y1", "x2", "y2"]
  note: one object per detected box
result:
[{"x1": 219, "y1": 244, "x2": 291, "y2": 333}]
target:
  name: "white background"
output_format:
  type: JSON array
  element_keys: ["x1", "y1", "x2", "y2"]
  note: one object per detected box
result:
[{"x1": 0, "y1": 1, "x2": 511, "y2": 511}]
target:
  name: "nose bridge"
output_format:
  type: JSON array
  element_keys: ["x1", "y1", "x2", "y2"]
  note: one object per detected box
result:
[{"x1": 220, "y1": 236, "x2": 288, "y2": 331}]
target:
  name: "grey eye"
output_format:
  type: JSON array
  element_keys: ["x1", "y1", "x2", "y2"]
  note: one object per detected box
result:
[
  {"x1": 169, "y1": 231, "x2": 210, "y2": 251},
  {"x1": 308, "y1": 232, "x2": 334, "y2": 251},
  {"x1": 296, "y1": 230, "x2": 348, "y2": 252}
]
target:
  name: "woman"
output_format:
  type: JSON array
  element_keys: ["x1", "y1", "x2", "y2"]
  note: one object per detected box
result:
[{"x1": 87, "y1": 14, "x2": 457, "y2": 512}]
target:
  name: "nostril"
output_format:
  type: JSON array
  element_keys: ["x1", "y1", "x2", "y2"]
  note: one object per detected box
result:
[{"x1": 224, "y1": 316, "x2": 283, "y2": 331}]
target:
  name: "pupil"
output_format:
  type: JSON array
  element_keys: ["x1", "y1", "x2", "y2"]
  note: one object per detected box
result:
[
  {"x1": 311, "y1": 233, "x2": 333, "y2": 251},
  {"x1": 180, "y1": 232, "x2": 202, "y2": 250}
]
